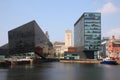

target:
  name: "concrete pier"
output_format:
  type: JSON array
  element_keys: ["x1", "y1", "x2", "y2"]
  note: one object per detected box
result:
[
  {"x1": 0, "y1": 58, "x2": 32, "y2": 66},
  {"x1": 0, "y1": 58, "x2": 59, "y2": 66},
  {"x1": 60, "y1": 59, "x2": 120, "y2": 65},
  {"x1": 60, "y1": 59, "x2": 101, "y2": 63}
]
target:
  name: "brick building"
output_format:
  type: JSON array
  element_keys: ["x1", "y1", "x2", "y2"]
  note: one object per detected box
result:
[
  {"x1": 107, "y1": 36, "x2": 120, "y2": 60},
  {"x1": 64, "y1": 47, "x2": 80, "y2": 60}
]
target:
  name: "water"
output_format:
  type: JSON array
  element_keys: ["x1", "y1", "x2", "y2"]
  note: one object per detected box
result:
[{"x1": 0, "y1": 62, "x2": 120, "y2": 80}]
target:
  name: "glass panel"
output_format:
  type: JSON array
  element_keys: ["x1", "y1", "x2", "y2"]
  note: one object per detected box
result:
[{"x1": 84, "y1": 13, "x2": 101, "y2": 50}]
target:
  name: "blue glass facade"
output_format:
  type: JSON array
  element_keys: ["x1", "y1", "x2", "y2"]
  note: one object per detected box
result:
[
  {"x1": 84, "y1": 13, "x2": 101, "y2": 51},
  {"x1": 74, "y1": 12, "x2": 101, "y2": 59}
]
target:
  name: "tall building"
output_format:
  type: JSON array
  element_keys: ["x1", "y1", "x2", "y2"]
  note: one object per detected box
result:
[
  {"x1": 65, "y1": 30, "x2": 72, "y2": 51},
  {"x1": 74, "y1": 12, "x2": 101, "y2": 59},
  {"x1": 8, "y1": 20, "x2": 53, "y2": 57}
]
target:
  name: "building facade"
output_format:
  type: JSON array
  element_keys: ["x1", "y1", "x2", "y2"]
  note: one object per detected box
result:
[
  {"x1": 107, "y1": 36, "x2": 120, "y2": 60},
  {"x1": 101, "y1": 37, "x2": 110, "y2": 58},
  {"x1": 8, "y1": 20, "x2": 53, "y2": 57},
  {"x1": 65, "y1": 30, "x2": 72, "y2": 51},
  {"x1": 74, "y1": 12, "x2": 101, "y2": 59},
  {"x1": 64, "y1": 47, "x2": 80, "y2": 60},
  {"x1": 53, "y1": 41, "x2": 65, "y2": 58}
]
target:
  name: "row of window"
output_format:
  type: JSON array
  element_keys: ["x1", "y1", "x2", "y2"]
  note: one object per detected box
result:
[
  {"x1": 85, "y1": 37, "x2": 101, "y2": 40},
  {"x1": 85, "y1": 30, "x2": 101, "y2": 33},
  {"x1": 84, "y1": 13, "x2": 101, "y2": 17},
  {"x1": 85, "y1": 24, "x2": 101, "y2": 27},
  {"x1": 85, "y1": 27, "x2": 101, "y2": 30},
  {"x1": 84, "y1": 20, "x2": 100, "y2": 23},
  {"x1": 84, "y1": 15, "x2": 100, "y2": 20},
  {"x1": 85, "y1": 46, "x2": 101, "y2": 50}
]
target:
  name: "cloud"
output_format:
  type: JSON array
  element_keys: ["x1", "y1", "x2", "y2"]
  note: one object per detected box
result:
[
  {"x1": 98, "y1": 2, "x2": 119, "y2": 14},
  {"x1": 104, "y1": 28, "x2": 120, "y2": 38}
]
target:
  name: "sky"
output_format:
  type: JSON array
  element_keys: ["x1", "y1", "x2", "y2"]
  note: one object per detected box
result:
[{"x1": 0, "y1": 0, "x2": 120, "y2": 46}]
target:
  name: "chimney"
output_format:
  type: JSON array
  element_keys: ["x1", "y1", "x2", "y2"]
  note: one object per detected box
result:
[
  {"x1": 45, "y1": 31, "x2": 49, "y2": 39},
  {"x1": 112, "y1": 35, "x2": 115, "y2": 40}
]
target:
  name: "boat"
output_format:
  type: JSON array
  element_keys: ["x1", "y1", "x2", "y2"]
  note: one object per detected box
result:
[{"x1": 100, "y1": 58, "x2": 118, "y2": 65}]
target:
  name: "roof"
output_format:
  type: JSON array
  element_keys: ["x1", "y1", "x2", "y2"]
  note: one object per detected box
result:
[
  {"x1": 74, "y1": 13, "x2": 84, "y2": 26},
  {"x1": 8, "y1": 20, "x2": 36, "y2": 32},
  {"x1": 53, "y1": 41, "x2": 65, "y2": 45},
  {"x1": 74, "y1": 12, "x2": 101, "y2": 26},
  {"x1": 113, "y1": 40, "x2": 120, "y2": 44}
]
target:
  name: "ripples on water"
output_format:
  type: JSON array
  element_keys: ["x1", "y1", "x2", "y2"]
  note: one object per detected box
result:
[{"x1": 0, "y1": 62, "x2": 120, "y2": 80}]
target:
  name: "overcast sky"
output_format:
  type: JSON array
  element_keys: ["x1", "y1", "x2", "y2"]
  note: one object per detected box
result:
[{"x1": 0, "y1": 0, "x2": 120, "y2": 46}]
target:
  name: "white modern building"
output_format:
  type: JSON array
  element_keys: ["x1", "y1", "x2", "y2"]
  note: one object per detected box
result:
[{"x1": 53, "y1": 41, "x2": 65, "y2": 58}]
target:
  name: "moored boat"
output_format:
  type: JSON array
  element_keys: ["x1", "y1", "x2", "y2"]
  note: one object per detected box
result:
[{"x1": 100, "y1": 58, "x2": 118, "y2": 65}]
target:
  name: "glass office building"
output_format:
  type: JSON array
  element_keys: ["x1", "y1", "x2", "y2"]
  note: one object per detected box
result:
[
  {"x1": 8, "y1": 20, "x2": 52, "y2": 57},
  {"x1": 74, "y1": 12, "x2": 101, "y2": 59}
]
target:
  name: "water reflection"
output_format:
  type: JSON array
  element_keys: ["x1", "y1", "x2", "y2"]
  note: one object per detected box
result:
[
  {"x1": 101, "y1": 64, "x2": 120, "y2": 80},
  {"x1": 0, "y1": 62, "x2": 120, "y2": 80},
  {"x1": 0, "y1": 69, "x2": 8, "y2": 80}
]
